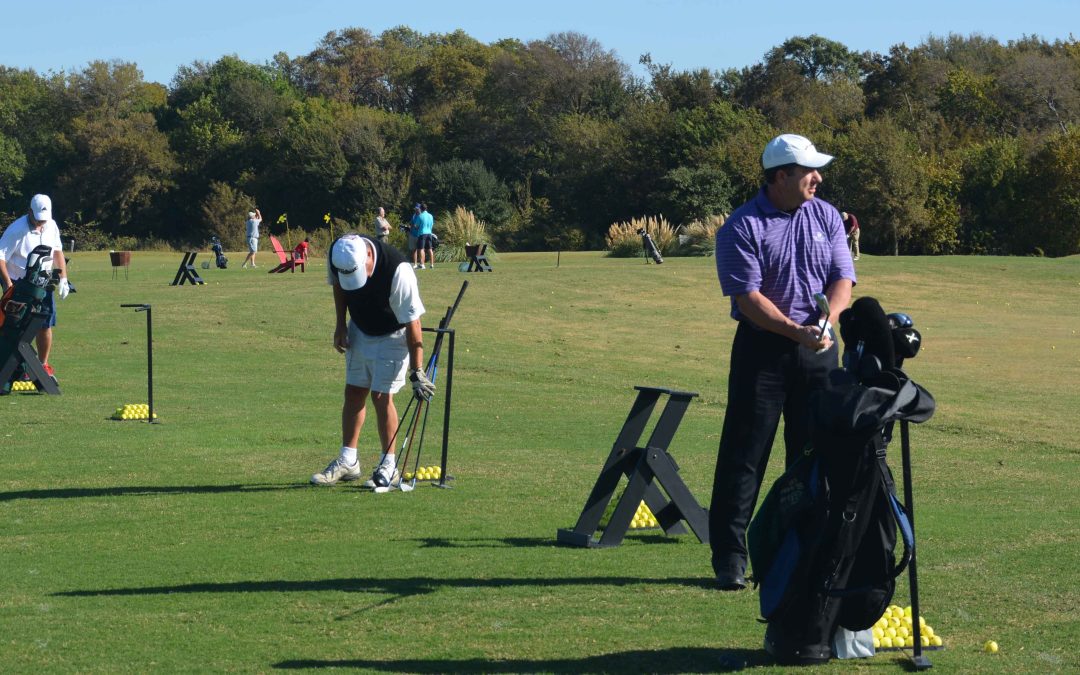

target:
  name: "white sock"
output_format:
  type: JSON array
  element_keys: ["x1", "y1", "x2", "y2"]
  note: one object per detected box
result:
[
  {"x1": 340, "y1": 446, "x2": 357, "y2": 465},
  {"x1": 379, "y1": 453, "x2": 396, "y2": 469}
]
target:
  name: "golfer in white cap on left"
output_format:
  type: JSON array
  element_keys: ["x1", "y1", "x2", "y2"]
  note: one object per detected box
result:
[{"x1": 0, "y1": 194, "x2": 70, "y2": 377}]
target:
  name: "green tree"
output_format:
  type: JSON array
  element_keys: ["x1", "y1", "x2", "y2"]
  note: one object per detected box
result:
[
  {"x1": 56, "y1": 112, "x2": 177, "y2": 235},
  {"x1": 956, "y1": 137, "x2": 1026, "y2": 253},
  {"x1": 1013, "y1": 128, "x2": 1080, "y2": 256},
  {"x1": 421, "y1": 158, "x2": 512, "y2": 229},
  {"x1": 200, "y1": 181, "x2": 253, "y2": 248},
  {"x1": 730, "y1": 35, "x2": 865, "y2": 131},
  {"x1": 0, "y1": 133, "x2": 26, "y2": 201},
  {"x1": 651, "y1": 165, "x2": 735, "y2": 224},
  {"x1": 828, "y1": 117, "x2": 932, "y2": 255}
]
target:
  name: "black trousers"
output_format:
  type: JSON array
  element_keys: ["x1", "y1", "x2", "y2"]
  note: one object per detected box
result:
[{"x1": 709, "y1": 321, "x2": 838, "y2": 574}]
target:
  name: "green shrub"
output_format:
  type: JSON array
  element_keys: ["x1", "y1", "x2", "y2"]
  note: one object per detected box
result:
[{"x1": 605, "y1": 216, "x2": 677, "y2": 257}]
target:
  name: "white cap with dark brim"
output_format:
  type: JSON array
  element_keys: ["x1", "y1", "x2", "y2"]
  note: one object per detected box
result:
[
  {"x1": 31, "y1": 194, "x2": 52, "y2": 221},
  {"x1": 331, "y1": 235, "x2": 370, "y2": 291},
  {"x1": 762, "y1": 134, "x2": 834, "y2": 170}
]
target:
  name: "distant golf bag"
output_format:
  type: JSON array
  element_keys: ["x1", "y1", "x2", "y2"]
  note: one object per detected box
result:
[
  {"x1": 0, "y1": 245, "x2": 58, "y2": 392},
  {"x1": 211, "y1": 237, "x2": 228, "y2": 269},
  {"x1": 638, "y1": 228, "x2": 663, "y2": 264},
  {"x1": 748, "y1": 297, "x2": 934, "y2": 665}
]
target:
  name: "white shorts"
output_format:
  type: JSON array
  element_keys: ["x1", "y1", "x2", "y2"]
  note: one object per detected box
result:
[
  {"x1": 345, "y1": 322, "x2": 408, "y2": 394},
  {"x1": 247, "y1": 237, "x2": 258, "y2": 253}
]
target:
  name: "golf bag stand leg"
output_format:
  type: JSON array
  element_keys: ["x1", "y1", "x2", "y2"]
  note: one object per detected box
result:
[{"x1": 901, "y1": 419, "x2": 932, "y2": 670}]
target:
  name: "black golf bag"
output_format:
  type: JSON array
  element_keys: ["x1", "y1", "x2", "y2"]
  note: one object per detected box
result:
[
  {"x1": 211, "y1": 237, "x2": 228, "y2": 268},
  {"x1": 638, "y1": 228, "x2": 663, "y2": 264},
  {"x1": 748, "y1": 297, "x2": 934, "y2": 665},
  {"x1": 1, "y1": 245, "x2": 57, "y2": 391}
]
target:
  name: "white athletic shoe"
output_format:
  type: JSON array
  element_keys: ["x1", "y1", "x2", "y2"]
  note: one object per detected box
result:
[
  {"x1": 310, "y1": 458, "x2": 361, "y2": 485},
  {"x1": 362, "y1": 462, "x2": 396, "y2": 489},
  {"x1": 412, "y1": 263, "x2": 419, "y2": 269},
  {"x1": 419, "y1": 264, "x2": 426, "y2": 269}
]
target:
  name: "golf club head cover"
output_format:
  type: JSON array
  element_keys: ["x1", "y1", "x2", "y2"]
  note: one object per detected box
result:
[
  {"x1": 839, "y1": 297, "x2": 895, "y2": 371},
  {"x1": 893, "y1": 327, "x2": 922, "y2": 361}
]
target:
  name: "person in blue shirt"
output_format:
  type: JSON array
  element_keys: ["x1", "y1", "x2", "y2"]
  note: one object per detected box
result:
[{"x1": 410, "y1": 203, "x2": 435, "y2": 269}]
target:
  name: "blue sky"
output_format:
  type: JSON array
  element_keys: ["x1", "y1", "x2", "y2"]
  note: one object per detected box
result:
[{"x1": 5, "y1": 0, "x2": 1079, "y2": 85}]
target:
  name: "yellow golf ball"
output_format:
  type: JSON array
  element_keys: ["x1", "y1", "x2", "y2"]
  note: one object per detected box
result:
[
  {"x1": 880, "y1": 637, "x2": 894, "y2": 649},
  {"x1": 931, "y1": 636, "x2": 943, "y2": 647},
  {"x1": 984, "y1": 640, "x2": 998, "y2": 654}
]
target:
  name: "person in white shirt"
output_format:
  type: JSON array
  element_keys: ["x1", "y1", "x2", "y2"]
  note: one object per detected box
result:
[
  {"x1": 242, "y1": 208, "x2": 262, "y2": 268},
  {"x1": 0, "y1": 194, "x2": 70, "y2": 376}
]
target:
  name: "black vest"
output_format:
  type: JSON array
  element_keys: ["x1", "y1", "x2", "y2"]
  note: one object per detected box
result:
[{"x1": 334, "y1": 236, "x2": 409, "y2": 336}]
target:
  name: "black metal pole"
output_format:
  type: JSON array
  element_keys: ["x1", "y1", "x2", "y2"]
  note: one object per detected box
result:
[
  {"x1": 146, "y1": 305, "x2": 155, "y2": 423},
  {"x1": 437, "y1": 329, "x2": 454, "y2": 488},
  {"x1": 901, "y1": 419, "x2": 930, "y2": 669},
  {"x1": 121, "y1": 304, "x2": 156, "y2": 424}
]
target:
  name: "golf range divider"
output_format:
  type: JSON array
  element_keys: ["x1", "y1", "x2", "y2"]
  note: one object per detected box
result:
[
  {"x1": 170, "y1": 252, "x2": 205, "y2": 286},
  {"x1": 557, "y1": 386, "x2": 709, "y2": 548},
  {"x1": 0, "y1": 310, "x2": 61, "y2": 395}
]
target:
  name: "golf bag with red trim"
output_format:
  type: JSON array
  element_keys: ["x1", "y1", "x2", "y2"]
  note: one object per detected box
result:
[
  {"x1": 1, "y1": 245, "x2": 56, "y2": 391},
  {"x1": 747, "y1": 297, "x2": 934, "y2": 665}
]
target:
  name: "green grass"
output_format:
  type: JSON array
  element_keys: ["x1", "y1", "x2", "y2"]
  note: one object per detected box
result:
[{"x1": 1, "y1": 250, "x2": 1078, "y2": 673}]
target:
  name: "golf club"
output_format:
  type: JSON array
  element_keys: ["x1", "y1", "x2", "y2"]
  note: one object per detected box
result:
[{"x1": 813, "y1": 292, "x2": 831, "y2": 352}]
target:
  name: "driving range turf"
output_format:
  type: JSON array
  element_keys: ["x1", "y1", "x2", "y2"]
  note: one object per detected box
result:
[{"x1": 1, "y1": 250, "x2": 1077, "y2": 672}]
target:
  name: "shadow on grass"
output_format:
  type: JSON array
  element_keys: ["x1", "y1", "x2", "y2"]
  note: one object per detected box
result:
[
  {"x1": 272, "y1": 647, "x2": 770, "y2": 672},
  {"x1": 0, "y1": 483, "x2": 308, "y2": 501},
  {"x1": 55, "y1": 575, "x2": 718, "y2": 599},
  {"x1": 401, "y1": 534, "x2": 684, "y2": 549}
]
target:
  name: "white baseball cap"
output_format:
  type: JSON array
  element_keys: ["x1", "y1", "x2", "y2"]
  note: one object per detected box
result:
[
  {"x1": 247, "y1": 211, "x2": 256, "y2": 218},
  {"x1": 331, "y1": 235, "x2": 370, "y2": 291},
  {"x1": 762, "y1": 134, "x2": 834, "y2": 170},
  {"x1": 30, "y1": 194, "x2": 52, "y2": 221}
]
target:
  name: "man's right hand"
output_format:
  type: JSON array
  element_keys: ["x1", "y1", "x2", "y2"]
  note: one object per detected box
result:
[
  {"x1": 333, "y1": 326, "x2": 349, "y2": 353},
  {"x1": 795, "y1": 324, "x2": 832, "y2": 352}
]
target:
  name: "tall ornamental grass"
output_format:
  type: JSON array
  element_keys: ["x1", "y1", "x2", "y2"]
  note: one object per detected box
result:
[
  {"x1": 605, "y1": 216, "x2": 677, "y2": 257},
  {"x1": 434, "y1": 206, "x2": 497, "y2": 263}
]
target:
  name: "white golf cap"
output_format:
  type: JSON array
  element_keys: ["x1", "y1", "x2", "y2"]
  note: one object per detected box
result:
[
  {"x1": 247, "y1": 211, "x2": 256, "y2": 218},
  {"x1": 30, "y1": 194, "x2": 52, "y2": 221},
  {"x1": 331, "y1": 235, "x2": 370, "y2": 291},
  {"x1": 762, "y1": 134, "x2": 834, "y2": 170}
]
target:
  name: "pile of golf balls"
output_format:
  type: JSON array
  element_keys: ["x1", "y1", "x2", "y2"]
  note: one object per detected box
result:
[
  {"x1": 403, "y1": 466, "x2": 442, "y2": 481},
  {"x1": 112, "y1": 403, "x2": 157, "y2": 420},
  {"x1": 872, "y1": 605, "x2": 943, "y2": 650},
  {"x1": 630, "y1": 501, "x2": 659, "y2": 529},
  {"x1": 10, "y1": 380, "x2": 37, "y2": 391}
]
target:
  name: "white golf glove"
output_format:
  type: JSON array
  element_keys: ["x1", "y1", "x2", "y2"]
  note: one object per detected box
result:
[
  {"x1": 58, "y1": 278, "x2": 70, "y2": 299},
  {"x1": 816, "y1": 321, "x2": 833, "y2": 353},
  {"x1": 410, "y1": 368, "x2": 435, "y2": 402}
]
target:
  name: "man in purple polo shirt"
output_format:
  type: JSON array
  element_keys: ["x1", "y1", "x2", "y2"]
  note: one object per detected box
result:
[{"x1": 710, "y1": 134, "x2": 855, "y2": 590}]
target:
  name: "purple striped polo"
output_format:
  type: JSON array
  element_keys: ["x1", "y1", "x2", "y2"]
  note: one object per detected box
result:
[{"x1": 715, "y1": 187, "x2": 856, "y2": 325}]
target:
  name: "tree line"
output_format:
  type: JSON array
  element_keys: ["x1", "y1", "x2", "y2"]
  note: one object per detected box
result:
[{"x1": 2, "y1": 29, "x2": 1079, "y2": 256}]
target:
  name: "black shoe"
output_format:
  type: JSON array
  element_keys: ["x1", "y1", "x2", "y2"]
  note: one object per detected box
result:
[
  {"x1": 713, "y1": 555, "x2": 748, "y2": 591},
  {"x1": 715, "y1": 569, "x2": 748, "y2": 591}
]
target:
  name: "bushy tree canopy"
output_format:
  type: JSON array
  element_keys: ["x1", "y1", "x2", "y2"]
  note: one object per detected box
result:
[{"x1": 2, "y1": 30, "x2": 1080, "y2": 255}]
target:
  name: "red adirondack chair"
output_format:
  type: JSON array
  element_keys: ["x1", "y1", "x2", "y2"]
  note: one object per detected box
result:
[{"x1": 268, "y1": 235, "x2": 306, "y2": 273}]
